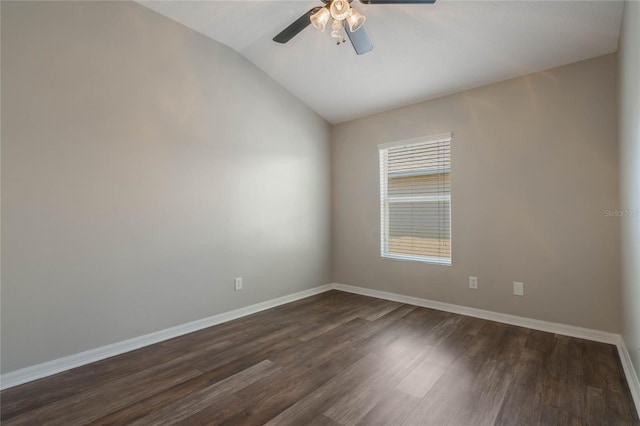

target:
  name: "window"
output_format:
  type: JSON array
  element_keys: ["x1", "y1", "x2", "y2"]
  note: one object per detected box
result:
[{"x1": 379, "y1": 133, "x2": 452, "y2": 265}]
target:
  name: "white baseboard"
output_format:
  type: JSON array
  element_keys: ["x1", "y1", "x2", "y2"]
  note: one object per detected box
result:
[
  {"x1": 617, "y1": 339, "x2": 640, "y2": 417},
  {"x1": 332, "y1": 283, "x2": 620, "y2": 344},
  {"x1": 0, "y1": 284, "x2": 333, "y2": 391}
]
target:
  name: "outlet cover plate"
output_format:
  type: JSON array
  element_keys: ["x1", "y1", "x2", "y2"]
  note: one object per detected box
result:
[
  {"x1": 514, "y1": 281, "x2": 524, "y2": 296},
  {"x1": 469, "y1": 276, "x2": 478, "y2": 289}
]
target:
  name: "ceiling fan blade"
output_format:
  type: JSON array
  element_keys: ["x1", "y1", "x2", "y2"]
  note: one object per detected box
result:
[
  {"x1": 360, "y1": 0, "x2": 435, "y2": 3},
  {"x1": 344, "y1": 22, "x2": 373, "y2": 55},
  {"x1": 273, "y1": 8, "x2": 318, "y2": 43}
]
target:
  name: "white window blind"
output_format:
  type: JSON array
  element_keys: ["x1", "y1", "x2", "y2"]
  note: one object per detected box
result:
[{"x1": 379, "y1": 133, "x2": 452, "y2": 265}]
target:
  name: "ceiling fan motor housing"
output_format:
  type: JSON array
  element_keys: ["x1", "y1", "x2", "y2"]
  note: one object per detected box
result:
[{"x1": 330, "y1": 0, "x2": 351, "y2": 20}]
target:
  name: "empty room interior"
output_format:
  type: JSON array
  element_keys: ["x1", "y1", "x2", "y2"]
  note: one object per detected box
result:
[{"x1": 1, "y1": 0, "x2": 640, "y2": 424}]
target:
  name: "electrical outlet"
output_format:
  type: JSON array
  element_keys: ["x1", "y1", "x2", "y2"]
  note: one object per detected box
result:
[
  {"x1": 469, "y1": 276, "x2": 478, "y2": 289},
  {"x1": 513, "y1": 281, "x2": 524, "y2": 296},
  {"x1": 234, "y1": 277, "x2": 243, "y2": 291}
]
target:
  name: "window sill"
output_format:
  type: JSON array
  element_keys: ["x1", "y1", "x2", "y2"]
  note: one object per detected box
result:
[{"x1": 381, "y1": 253, "x2": 451, "y2": 266}]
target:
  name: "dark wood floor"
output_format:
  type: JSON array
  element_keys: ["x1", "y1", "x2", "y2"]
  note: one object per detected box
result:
[{"x1": 1, "y1": 290, "x2": 638, "y2": 425}]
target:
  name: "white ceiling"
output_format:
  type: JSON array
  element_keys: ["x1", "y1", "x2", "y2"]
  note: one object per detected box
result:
[{"x1": 138, "y1": 0, "x2": 624, "y2": 124}]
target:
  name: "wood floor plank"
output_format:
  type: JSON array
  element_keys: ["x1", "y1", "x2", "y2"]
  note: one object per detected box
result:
[
  {"x1": 538, "y1": 405, "x2": 584, "y2": 426},
  {"x1": 295, "y1": 307, "x2": 365, "y2": 342},
  {"x1": 224, "y1": 306, "x2": 417, "y2": 425},
  {"x1": 88, "y1": 353, "x2": 275, "y2": 425},
  {"x1": 586, "y1": 385, "x2": 607, "y2": 425},
  {"x1": 355, "y1": 299, "x2": 405, "y2": 321},
  {"x1": 130, "y1": 360, "x2": 279, "y2": 425},
  {"x1": 306, "y1": 414, "x2": 342, "y2": 426},
  {"x1": 264, "y1": 353, "x2": 390, "y2": 426},
  {"x1": 494, "y1": 329, "x2": 559, "y2": 425},
  {"x1": 173, "y1": 394, "x2": 247, "y2": 426},
  {"x1": 187, "y1": 332, "x2": 302, "y2": 374},
  {"x1": 441, "y1": 323, "x2": 519, "y2": 425},
  {"x1": 323, "y1": 346, "x2": 428, "y2": 426},
  {"x1": 3, "y1": 357, "x2": 201, "y2": 426},
  {"x1": 214, "y1": 346, "x2": 369, "y2": 425},
  {"x1": 543, "y1": 336, "x2": 587, "y2": 420},
  {"x1": 355, "y1": 388, "x2": 421, "y2": 426},
  {"x1": 394, "y1": 315, "x2": 487, "y2": 399},
  {"x1": 264, "y1": 307, "x2": 449, "y2": 426},
  {"x1": 400, "y1": 318, "x2": 500, "y2": 426},
  {"x1": 159, "y1": 291, "x2": 344, "y2": 355},
  {"x1": 0, "y1": 340, "x2": 191, "y2": 420},
  {"x1": 396, "y1": 357, "x2": 448, "y2": 398},
  {"x1": 445, "y1": 359, "x2": 513, "y2": 426},
  {"x1": 604, "y1": 387, "x2": 640, "y2": 424},
  {"x1": 1, "y1": 291, "x2": 637, "y2": 426},
  {"x1": 268, "y1": 306, "x2": 416, "y2": 370}
]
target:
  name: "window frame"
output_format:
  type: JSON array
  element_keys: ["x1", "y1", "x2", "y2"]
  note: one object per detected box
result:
[{"x1": 379, "y1": 133, "x2": 452, "y2": 266}]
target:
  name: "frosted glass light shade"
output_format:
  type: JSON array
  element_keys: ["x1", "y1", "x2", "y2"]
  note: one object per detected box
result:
[
  {"x1": 310, "y1": 7, "x2": 330, "y2": 31},
  {"x1": 329, "y1": 0, "x2": 350, "y2": 21},
  {"x1": 330, "y1": 18, "x2": 343, "y2": 38},
  {"x1": 347, "y1": 8, "x2": 366, "y2": 32}
]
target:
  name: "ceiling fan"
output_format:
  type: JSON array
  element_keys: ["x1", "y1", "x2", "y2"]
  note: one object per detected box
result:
[{"x1": 273, "y1": 0, "x2": 436, "y2": 55}]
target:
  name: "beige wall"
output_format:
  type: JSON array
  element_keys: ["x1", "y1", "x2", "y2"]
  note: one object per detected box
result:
[
  {"x1": 1, "y1": 1, "x2": 331, "y2": 373},
  {"x1": 619, "y1": 0, "x2": 640, "y2": 381},
  {"x1": 332, "y1": 54, "x2": 620, "y2": 332}
]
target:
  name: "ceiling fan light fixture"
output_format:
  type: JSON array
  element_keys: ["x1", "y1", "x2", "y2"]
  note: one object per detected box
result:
[
  {"x1": 310, "y1": 7, "x2": 331, "y2": 31},
  {"x1": 346, "y1": 8, "x2": 366, "y2": 32},
  {"x1": 329, "y1": 0, "x2": 351, "y2": 21}
]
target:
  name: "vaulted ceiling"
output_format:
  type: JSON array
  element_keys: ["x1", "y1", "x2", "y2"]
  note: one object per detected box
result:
[{"x1": 138, "y1": 1, "x2": 624, "y2": 123}]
